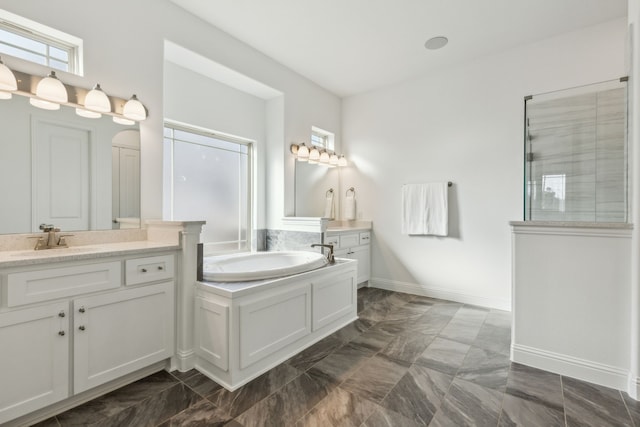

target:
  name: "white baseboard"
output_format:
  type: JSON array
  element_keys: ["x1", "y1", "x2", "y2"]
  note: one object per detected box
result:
[
  {"x1": 369, "y1": 277, "x2": 511, "y2": 311},
  {"x1": 512, "y1": 344, "x2": 629, "y2": 391},
  {"x1": 628, "y1": 374, "x2": 640, "y2": 400}
]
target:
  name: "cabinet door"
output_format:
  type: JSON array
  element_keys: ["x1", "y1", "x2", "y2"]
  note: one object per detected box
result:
[
  {"x1": 73, "y1": 282, "x2": 174, "y2": 393},
  {"x1": 351, "y1": 245, "x2": 371, "y2": 284},
  {"x1": 0, "y1": 302, "x2": 69, "y2": 424}
]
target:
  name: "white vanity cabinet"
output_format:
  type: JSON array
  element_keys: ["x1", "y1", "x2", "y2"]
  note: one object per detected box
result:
[
  {"x1": 0, "y1": 251, "x2": 177, "y2": 425},
  {"x1": 327, "y1": 230, "x2": 371, "y2": 284},
  {"x1": 0, "y1": 302, "x2": 70, "y2": 424}
]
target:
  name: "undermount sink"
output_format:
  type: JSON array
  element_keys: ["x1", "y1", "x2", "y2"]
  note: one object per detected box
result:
[{"x1": 11, "y1": 247, "x2": 96, "y2": 257}]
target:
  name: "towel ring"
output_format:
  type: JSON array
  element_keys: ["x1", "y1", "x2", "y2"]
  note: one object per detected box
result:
[
  {"x1": 346, "y1": 187, "x2": 355, "y2": 196},
  {"x1": 326, "y1": 188, "x2": 334, "y2": 196}
]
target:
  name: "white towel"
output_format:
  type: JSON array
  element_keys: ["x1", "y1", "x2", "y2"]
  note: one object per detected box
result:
[
  {"x1": 323, "y1": 191, "x2": 335, "y2": 219},
  {"x1": 344, "y1": 193, "x2": 356, "y2": 220},
  {"x1": 401, "y1": 182, "x2": 448, "y2": 236}
]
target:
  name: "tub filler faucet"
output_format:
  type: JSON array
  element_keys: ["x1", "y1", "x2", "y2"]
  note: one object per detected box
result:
[{"x1": 311, "y1": 243, "x2": 335, "y2": 264}]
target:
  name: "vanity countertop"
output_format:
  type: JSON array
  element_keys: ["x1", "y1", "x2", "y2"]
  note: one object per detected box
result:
[
  {"x1": 0, "y1": 240, "x2": 180, "y2": 268},
  {"x1": 326, "y1": 220, "x2": 372, "y2": 234}
]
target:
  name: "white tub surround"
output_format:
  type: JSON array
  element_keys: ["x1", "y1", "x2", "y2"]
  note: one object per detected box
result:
[
  {"x1": 511, "y1": 221, "x2": 632, "y2": 393},
  {"x1": 203, "y1": 251, "x2": 328, "y2": 282},
  {"x1": 0, "y1": 221, "x2": 204, "y2": 426},
  {"x1": 194, "y1": 259, "x2": 357, "y2": 391},
  {"x1": 325, "y1": 221, "x2": 372, "y2": 286}
]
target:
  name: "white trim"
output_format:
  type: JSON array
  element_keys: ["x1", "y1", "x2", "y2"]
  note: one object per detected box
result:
[
  {"x1": 281, "y1": 216, "x2": 329, "y2": 233},
  {"x1": 510, "y1": 224, "x2": 632, "y2": 238},
  {"x1": 512, "y1": 344, "x2": 629, "y2": 391},
  {"x1": 628, "y1": 374, "x2": 640, "y2": 400},
  {"x1": 369, "y1": 277, "x2": 511, "y2": 311}
]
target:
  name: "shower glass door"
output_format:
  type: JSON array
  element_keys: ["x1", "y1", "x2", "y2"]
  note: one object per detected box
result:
[{"x1": 524, "y1": 80, "x2": 627, "y2": 222}]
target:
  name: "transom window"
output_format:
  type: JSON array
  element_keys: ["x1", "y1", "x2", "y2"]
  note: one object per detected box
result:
[
  {"x1": 311, "y1": 126, "x2": 335, "y2": 151},
  {"x1": 164, "y1": 123, "x2": 253, "y2": 254},
  {"x1": 0, "y1": 10, "x2": 83, "y2": 74}
]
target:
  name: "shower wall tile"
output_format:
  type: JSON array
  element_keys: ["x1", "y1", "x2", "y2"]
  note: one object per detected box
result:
[{"x1": 266, "y1": 229, "x2": 323, "y2": 252}]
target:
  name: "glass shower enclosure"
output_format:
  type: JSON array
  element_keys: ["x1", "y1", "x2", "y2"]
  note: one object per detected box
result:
[{"x1": 524, "y1": 79, "x2": 628, "y2": 222}]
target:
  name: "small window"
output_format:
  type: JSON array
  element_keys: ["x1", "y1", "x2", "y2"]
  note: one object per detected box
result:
[
  {"x1": 0, "y1": 9, "x2": 83, "y2": 75},
  {"x1": 311, "y1": 126, "x2": 335, "y2": 151}
]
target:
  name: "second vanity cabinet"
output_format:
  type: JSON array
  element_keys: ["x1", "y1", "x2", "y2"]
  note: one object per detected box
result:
[
  {"x1": 326, "y1": 230, "x2": 371, "y2": 284},
  {"x1": 0, "y1": 251, "x2": 176, "y2": 425}
]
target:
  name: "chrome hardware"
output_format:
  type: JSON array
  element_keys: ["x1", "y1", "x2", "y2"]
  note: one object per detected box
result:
[
  {"x1": 311, "y1": 243, "x2": 335, "y2": 264},
  {"x1": 58, "y1": 311, "x2": 65, "y2": 318},
  {"x1": 141, "y1": 268, "x2": 147, "y2": 273},
  {"x1": 78, "y1": 325, "x2": 85, "y2": 331},
  {"x1": 79, "y1": 307, "x2": 85, "y2": 313},
  {"x1": 58, "y1": 330, "x2": 65, "y2": 336}
]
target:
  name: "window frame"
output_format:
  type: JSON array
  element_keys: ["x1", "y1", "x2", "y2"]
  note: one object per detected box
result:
[
  {"x1": 0, "y1": 9, "x2": 83, "y2": 75},
  {"x1": 163, "y1": 121, "x2": 254, "y2": 254}
]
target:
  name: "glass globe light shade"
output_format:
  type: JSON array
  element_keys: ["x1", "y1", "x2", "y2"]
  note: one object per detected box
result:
[
  {"x1": 123, "y1": 94, "x2": 146, "y2": 121},
  {"x1": 84, "y1": 83, "x2": 110, "y2": 113},
  {"x1": 35, "y1": 71, "x2": 68, "y2": 103}
]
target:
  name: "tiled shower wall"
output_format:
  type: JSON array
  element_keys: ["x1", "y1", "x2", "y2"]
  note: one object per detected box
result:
[{"x1": 525, "y1": 84, "x2": 627, "y2": 222}]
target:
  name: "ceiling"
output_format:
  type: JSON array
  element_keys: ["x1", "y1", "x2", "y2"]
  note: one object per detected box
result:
[{"x1": 170, "y1": 0, "x2": 627, "y2": 97}]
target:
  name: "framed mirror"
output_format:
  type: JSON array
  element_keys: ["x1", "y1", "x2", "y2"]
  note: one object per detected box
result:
[{"x1": 0, "y1": 94, "x2": 140, "y2": 234}]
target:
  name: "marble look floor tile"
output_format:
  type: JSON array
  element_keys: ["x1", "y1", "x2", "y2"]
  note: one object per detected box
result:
[
  {"x1": 457, "y1": 346, "x2": 510, "y2": 392},
  {"x1": 30, "y1": 417, "x2": 60, "y2": 427},
  {"x1": 485, "y1": 310, "x2": 511, "y2": 329},
  {"x1": 415, "y1": 337, "x2": 471, "y2": 375},
  {"x1": 340, "y1": 355, "x2": 410, "y2": 403},
  {"x1": 181, "y1": 371, "x2": 223, "y2": 397},
  {"x1": 439, "y1": 318, "x2": 483, "y2": 345},
  {"x1": 362, "y1": 406, "x2": 423, "y2": 427},
  {"x1": 332, "y1": 318, "x2": 374, "y2": 343},
  {"x1": 349, "y1": 327, "x2": 395, "y2": 351},
  {"x1": 170, "y1": 369, "x2": 200, "y2": 382},
  {"x1": 370, "y1": 318, "x2": 415, "y2": 335},
  {"x1": 235, "y1": 369, "x2": 335, "y2": 427},
  {"x1": 286, "y1": 335, "x2": 344, "y2": 372},
  {"x1": 505, "y1": 363, "x2": 563, "y2": 412},
  {"x1": 453, "y1": 306, "x2": 490, "y2": 321},
  {"x1": 498, "y1": 394, "x2": 565, "y2": 427},
  {"x1": 382, "y1": 305, "x2": 426, "y2": 322},
  {"x1": 474, "y1": 323, "x2": 511, "y2": 356},
  {"x1": 56, "y1": 370, "x2": 180, "y2": 424},
  {"x1": 429, "y1": 378, "x2": 503, "y2": 427},
  {"x1": 380, "y1": 332, "x2": 435, "y2": 363},
  {"x1": 208, "y1": 363, "x2": 301, "y2": 418},
  {"x1": 623, "y1": 392, "x2": 640, "y2": 426},
  {"x1": 297, "y1": 387, "x2": 378, "y2": 427},
  {"x1": 381, "y1": 364, "x2": 453, "y2": 425},
  {"x1": 157, "y1": 398, "x2": 237, "y2": 427},
  {"x1": 311, "y1": 342, "x2": 376, "y2": 382},
  {"x1": 91, "y1": 383, "x2": 201, "y2": 427},
  {"x1": 562, "y1": 375, "x2": 633, "y2": 427}
]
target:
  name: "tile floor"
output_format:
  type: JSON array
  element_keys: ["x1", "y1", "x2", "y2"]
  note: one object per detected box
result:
[{"x1": 35, "y1": 287, "x2": 639, "y2": 426}]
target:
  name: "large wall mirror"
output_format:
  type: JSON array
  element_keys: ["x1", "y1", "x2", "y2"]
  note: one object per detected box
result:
[
  {"x1": 0, "y1": 95, "x2": 140, "y2": 234},
  {"x1": 294, "y1": 160, "x2": 340, "y2": 218}
]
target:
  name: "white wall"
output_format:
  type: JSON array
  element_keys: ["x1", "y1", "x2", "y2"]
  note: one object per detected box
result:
[
  {"x1": 342, "y1": 18, "x2": 627, "y2": 309},
  {"x1": 0, "y1": 0, "x2": 341, "y2": 230},
  {"x1": 162, "y1": 61, "x2": 267, "y2": 231}
]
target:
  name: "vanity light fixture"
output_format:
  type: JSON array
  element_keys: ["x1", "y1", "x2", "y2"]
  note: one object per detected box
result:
[
  {"x1": 338, "y1": 155, "x2": 348, "y2": 167},
  {"x1": 84, "y1": 83, "x2": 111, "y2": 113},
  {"x1": 30, "y1": 98, "x2": 61, "y2": 110},
  {"x1": 75, "y1": 108, "x2": 101, "y2": 118},
  {"x1": 113, "y1": 116, "x2": 136, "y2": 126},
  {"x1": 123, "y1": 94, "x2": 147, "y2": 121},
  {"x1": 34, "y1": 71, "x2": 68, "y2": 103},
  {"x1": 308, "y1": 147, "x2": 320, "y2": 164},
  {"x1": 296, "y1": 143, "x2": 310, "y2": 161},
  {"x1": 0, "y1": 91, "x2": 12, "y2": 100},
  {"x1": 0, "y1": 56, "x2": 17, "y2": 93},
  {"x1": 319, "y1": 151, "x2": 330, "y2": 165},
  {"x1": 329, "y1": 153, "x2": 339, "y2": 166}
]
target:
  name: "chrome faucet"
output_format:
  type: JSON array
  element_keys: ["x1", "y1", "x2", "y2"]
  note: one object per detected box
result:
[
  {"x1": 311, "y1": 243, "x2": 335, "y2": 264},
  {"x1": 31, "y1": 224, "x2": 71, "y2": 250}
]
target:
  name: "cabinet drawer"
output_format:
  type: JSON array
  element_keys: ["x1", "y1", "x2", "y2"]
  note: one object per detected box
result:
[
  {"x1": 125, "y1": 255, "x2": 174, "y2": 285},
  {"x1": 359, "y1": 232, "x2": 371, "y2": 245},
  {"x1": 7, "y1": 262, "x2": 121, "y2": 307},
  {"x1": 339, "y1": 233, "x2": 359, "y2": 249}
]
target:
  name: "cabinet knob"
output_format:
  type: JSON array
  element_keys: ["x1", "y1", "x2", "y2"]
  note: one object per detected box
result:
[
  {"x1": 78, "y1": 325, "x2": 86, "y2": 331},
  {"x1": 58, "y1": 330, "x2": 65, "y2": 336},
  {"x1": 141, "y1": 268, "x2": 147, "y2": 273},
  {"x1": 58, "y1": 311, "x2": 65, "y2": 318},
  {"x1": 79, "y1": 307, "x2": 85, "y2": 313},
  {"x1": 158, "y1": 266, "x2": 164, "y2": 271}
]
